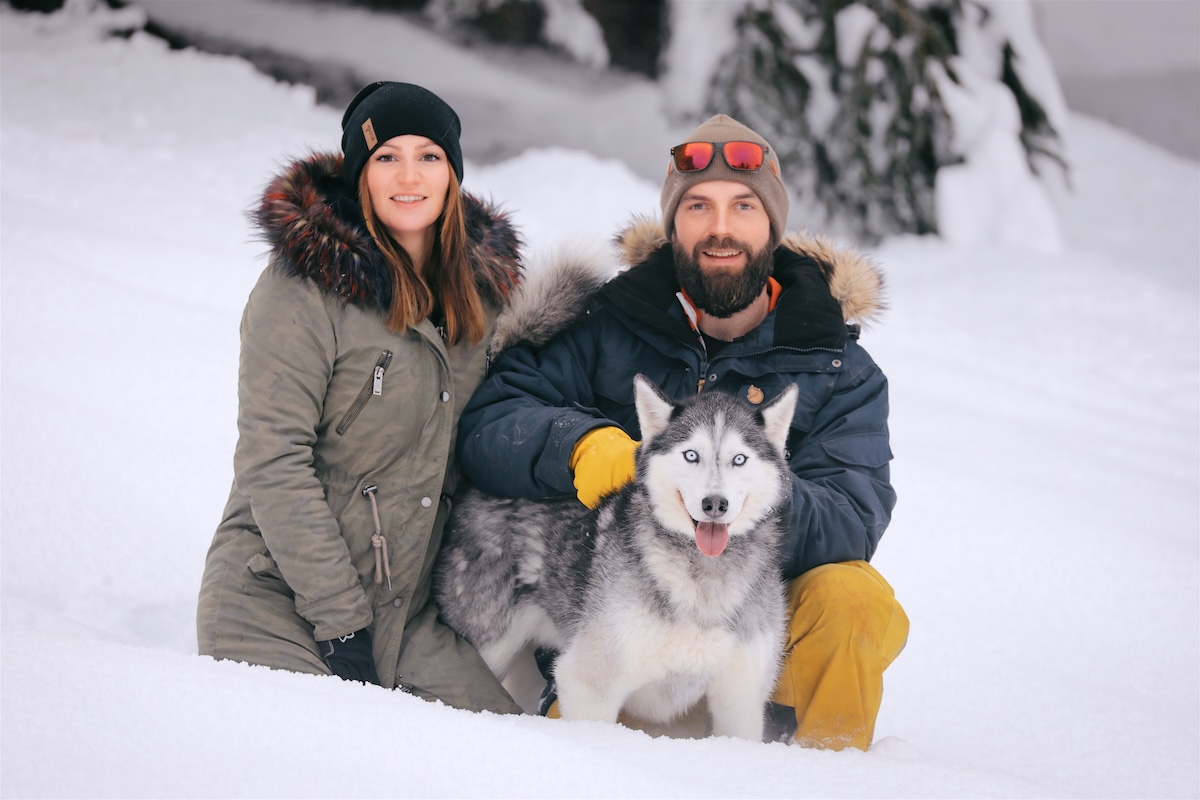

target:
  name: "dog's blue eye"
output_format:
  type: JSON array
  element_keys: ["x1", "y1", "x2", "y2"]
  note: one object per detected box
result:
[
  {"x1": 683, "y1": 449, "x2": 699, "y2": 463},
  {"x1": 732, "y1": 454, "x2": 747, "y2": 466}
]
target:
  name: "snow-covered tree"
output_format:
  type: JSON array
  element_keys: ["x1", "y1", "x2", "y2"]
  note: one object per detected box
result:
[
  {"x1": 425, "y1": 0, "x2": 611, "y2": 69},
  {"x1": 928, "y1": 0, "x2": 1069, "y2": 251}
]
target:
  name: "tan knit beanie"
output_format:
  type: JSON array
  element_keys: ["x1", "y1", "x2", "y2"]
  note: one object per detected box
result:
[{"x1": 660, "y1": 114, "x2": 789, "y2": 243}]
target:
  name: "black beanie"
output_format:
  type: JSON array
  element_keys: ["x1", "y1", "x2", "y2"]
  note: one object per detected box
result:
[{"x1": 340, "y1": 81, "x2": 464, "y2": 188}]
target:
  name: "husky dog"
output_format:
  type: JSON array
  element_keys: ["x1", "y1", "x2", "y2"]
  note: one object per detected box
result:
[{"x1": 436, "y1": 373, "x2": 797, "y2": 741}]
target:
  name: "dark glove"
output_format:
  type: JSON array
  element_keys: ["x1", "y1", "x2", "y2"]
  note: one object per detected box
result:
[
  {"x1": 534, "y1": 647, "x2": 558, "y2": 716},
  {"x1": 319, "y1": 628, "x2": 381, "y2": 686}
]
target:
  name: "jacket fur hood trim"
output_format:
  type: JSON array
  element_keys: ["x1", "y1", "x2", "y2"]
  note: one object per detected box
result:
[
  {"x1": 253, "y1": 152, "x2": 521, "y2": 312},
  {"x1": 490, "y1": 240, "x2": 616, "y2": 353},
  {"x1": 615, "y1": 217, "x2": 886, "y2": 328}
]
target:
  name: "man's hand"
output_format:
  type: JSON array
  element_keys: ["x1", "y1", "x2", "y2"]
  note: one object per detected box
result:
[{"x1": 570, "y1": 426, "x2": 639, "y2": 509}]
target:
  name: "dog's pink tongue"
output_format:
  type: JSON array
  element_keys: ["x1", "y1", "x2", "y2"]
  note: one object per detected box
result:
[{"x1": 695, "y1": 522, "x2": 730, "y2": 557}]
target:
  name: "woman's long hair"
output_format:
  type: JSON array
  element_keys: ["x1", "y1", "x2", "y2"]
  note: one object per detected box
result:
[{"x1": 359, "y1": 169, "x2": 485, "y2": 345}]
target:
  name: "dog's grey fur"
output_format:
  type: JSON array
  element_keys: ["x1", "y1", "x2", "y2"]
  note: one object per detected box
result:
[{"x1": 437, "y1": 371, "x2": 796, "y2": 740}]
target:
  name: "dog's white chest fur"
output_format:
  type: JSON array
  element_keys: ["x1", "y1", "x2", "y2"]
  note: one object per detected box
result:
[
  {"x1": 613, "y1": 615, "x2": 744, "y2": 721},
  {"x1": 554, "y1": 596, "x2": 782, "y2": 738}
]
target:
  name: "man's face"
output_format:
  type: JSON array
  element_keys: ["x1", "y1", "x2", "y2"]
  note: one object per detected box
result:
[{"x1": 672, "y1": 180, "x2": 773, "y2": 318}]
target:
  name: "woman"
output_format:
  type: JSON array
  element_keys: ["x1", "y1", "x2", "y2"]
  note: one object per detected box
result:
[{"x1": 197, "y1": 81, "x2": 523, "y2": 713}]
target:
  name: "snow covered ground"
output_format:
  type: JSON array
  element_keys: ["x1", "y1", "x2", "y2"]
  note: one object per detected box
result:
[{"x1": 1, "y1": 3, "x2": 1197, "y2": 798}]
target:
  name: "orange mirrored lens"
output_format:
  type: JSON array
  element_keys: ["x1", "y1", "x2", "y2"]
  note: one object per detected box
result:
[
  {"x1": 722, "y1": 141, "x2": 765, "y2": 170},
  {"x1": 673, "y1": 142, "x2": 714, "y2": 172}
]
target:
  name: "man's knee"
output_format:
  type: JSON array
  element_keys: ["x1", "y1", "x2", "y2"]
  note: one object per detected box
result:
[{"x1": 786, "y1": 560, "x2": 908, "y2": 663}]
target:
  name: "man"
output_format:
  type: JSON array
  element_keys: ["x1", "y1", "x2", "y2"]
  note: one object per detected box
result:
[{"x1": 457, "y1": 114, "x2": 908, "y2": 750}]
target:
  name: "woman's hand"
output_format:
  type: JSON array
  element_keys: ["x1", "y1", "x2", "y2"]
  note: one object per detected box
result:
[{"x1": 319, "y1": 629, "x2": 381, "y2": 686}]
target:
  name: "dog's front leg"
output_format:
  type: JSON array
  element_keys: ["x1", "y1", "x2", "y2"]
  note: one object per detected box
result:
[
  {"x1": 706, "y1": 638, "x2": 780, "y2": 741},
  {"x1": 706, "y1": 687, "x2": 766, "y2": 741},
  {"x1": 552, "y1": 639, "x2": 628, "y2": 723}
]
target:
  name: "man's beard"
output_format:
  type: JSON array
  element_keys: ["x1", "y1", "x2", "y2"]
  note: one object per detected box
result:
[{"x1": 673, "y1": 235, "x2": 774, "y2": 319}]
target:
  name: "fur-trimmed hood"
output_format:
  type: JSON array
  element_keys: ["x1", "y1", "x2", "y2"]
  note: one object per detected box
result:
[
  {"x1": 252, "y1": 152, "x2": 521, "y2": 313},
  {"x1": 615, "y1": 217, "x2": 886, "y2": 328}
]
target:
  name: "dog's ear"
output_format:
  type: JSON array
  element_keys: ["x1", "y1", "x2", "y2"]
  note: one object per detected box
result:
[
  {"x1": 759, "y1": 384, "x2": 798, "y2": 456},
  {"x1": 633, "y1": 374, "x2": 674, "y2": 444}
]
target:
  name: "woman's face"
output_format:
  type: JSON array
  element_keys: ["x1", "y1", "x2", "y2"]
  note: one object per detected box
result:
[{"x1": 364, "y1": 134, "x2": 451, "y2": 253}]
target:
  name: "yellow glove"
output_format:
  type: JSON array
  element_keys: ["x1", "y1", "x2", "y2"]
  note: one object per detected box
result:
[{"x1": 569, "y1": 426, "x2": 639, "y2": 509}]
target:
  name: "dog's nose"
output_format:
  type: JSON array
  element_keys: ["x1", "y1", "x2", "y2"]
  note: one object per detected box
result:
[{"x1": 702, "y1": 495, "x2": 729, "y2": 518}]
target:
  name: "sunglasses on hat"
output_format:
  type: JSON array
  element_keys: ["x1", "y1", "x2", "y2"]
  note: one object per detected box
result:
[{"x1": 670, "y1": 141, "x2": 769, "y2": 173}]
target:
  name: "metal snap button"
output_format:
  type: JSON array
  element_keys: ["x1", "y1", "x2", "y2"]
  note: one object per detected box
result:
[{"x1": 420, "y1": 496, "x2": 432, "y2": 508}]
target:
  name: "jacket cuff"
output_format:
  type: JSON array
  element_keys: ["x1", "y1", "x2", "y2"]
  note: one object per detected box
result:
[
  {"x1": 535, "y1": 413, "x2": 613, "y2": 495},
  {"x1": 298, "y1": 585, "x2": 373, "y2": 643}
]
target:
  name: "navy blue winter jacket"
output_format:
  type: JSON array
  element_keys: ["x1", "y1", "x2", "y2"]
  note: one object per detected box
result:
[{"x1": 458, "y1": 220, "x2": 894, "y2": 580}]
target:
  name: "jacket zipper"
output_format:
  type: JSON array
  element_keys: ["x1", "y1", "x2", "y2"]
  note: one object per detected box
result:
[
  {"x1": 694, "y1": 333, "x2": 709, "y2": 394},
  {"x1": 336, "y1": 350, "x2": 393, "y2": 435}
]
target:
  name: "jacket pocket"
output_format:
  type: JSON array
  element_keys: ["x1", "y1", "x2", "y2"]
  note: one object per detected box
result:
[
  {"x1": 594, "y1": 359, "x2": 683, "y2": 406},
  {"x1": 246, "y1": 552, "x2": 284, "y2": 581},
  {"x1": 337, "y1": 350, "x2": 393, "y2": 435},
  {"x1": 820, "y1": 433, "x2": 893, "y2": 469}
]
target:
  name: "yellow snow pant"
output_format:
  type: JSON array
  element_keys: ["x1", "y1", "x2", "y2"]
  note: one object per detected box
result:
[{"x1": 771, "y1": 560, "x2": 909, "y2": 751}]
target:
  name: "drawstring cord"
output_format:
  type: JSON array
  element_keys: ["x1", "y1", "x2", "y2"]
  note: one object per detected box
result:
[{"x1": 361, "y1": 485, "x2": 392, "y2": 590}]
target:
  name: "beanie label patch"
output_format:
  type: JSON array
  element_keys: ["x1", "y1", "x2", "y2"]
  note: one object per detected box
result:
[{"x1": 362, "y1": 118, "x2": 378, "y2": 150}]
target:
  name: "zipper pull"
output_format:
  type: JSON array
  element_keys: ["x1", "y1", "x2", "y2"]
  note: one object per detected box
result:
[
  {"x1": 697, "y1": 377, "x2": 706, "y2": 394},
  {"x1": 373, "y1": 366, "x2": 384, "y2": 396}
]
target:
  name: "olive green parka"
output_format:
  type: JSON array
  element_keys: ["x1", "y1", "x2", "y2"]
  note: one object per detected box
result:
[{"x1": 197, "y1": 153, "x2": 523, "y2": 712}]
